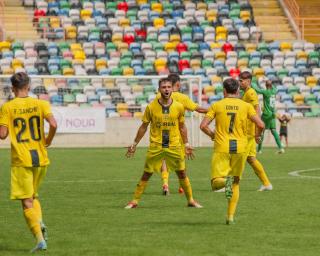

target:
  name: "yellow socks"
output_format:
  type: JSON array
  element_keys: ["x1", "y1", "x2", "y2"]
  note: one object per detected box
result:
[
  {"x1": 179, "y1": 177, "x2": 193, "y2": 202},
  {"x1": 161, "y1": 169, "x2": 169, "y2": 186},
  {"x1": 227, "y1": 183, "x2": 240, "y2": 221},
  {"x1": 33, "y1": 199, "x2": 43, "y2": 223},
  {"x1": 250, "y1": 159, "x2": 271, "y2": 186},
  {"x1": 211, "y1": 177, "x2": 226, "y2": 191},
  {"x1": 132, "y1": 180, "x2": 148, "y2": 204},
  {"x1": 24, "y1": 208, "x2": 43, "y2": 243}
]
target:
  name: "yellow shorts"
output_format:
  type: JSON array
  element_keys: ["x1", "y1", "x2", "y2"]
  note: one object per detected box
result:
[
  {"x1": 211, "y1": 152, "x2": 247, "y2": 179},
  {"x1": 11, "y1": 166, "x2": 47, "y2": 200},
  {"x1": 144, "y1": 146, "x2": 185, "y2": 173},
  {"x1": 246, "y1": 137, "x2": 256, "y2": 157}
]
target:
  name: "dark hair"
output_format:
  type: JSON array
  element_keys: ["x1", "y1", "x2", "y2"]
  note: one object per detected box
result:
[
  {"x1": 11, "y1": 72, "x2": 30, "y2": 89},
  {"x1": 239, "y1": 71, "x2": 252, "y2": 80},
  {"x1": 167, "y1": 73, "x2": 180, "y2": 85},
  {"x1": 223, "y1": 78, "x2": 239, "y2": 94},
  {"x1": 158, "y1": 77, "x2": 171, "y2": 87}
]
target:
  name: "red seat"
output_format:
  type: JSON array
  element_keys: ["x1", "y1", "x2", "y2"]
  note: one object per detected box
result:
[
  {"x1": 135, "y1": 29, "x2": 146, "y2": 40},
  {"x1": 229, "y1": 68, "x2": 240, "y2": 78},
  {"x1": 222, "y1": 42, "x2": 234, "y2": 54},
  {"x1": 117, "y1": 2, "x2": 128, "y2": 12},
  {"x1": 176, "y1": 43, "x2": 188, "y2": 54},
  {"x1": 123, "y1": 34, "x2": 135, "y2": 45},
  {"x1": 178, "y1": 59, "x2": 190, "y2": 72},
  {"x1": 34, "y1": 9, "x2": 46, "y2": 22}
]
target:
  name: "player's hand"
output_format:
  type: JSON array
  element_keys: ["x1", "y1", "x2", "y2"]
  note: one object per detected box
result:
[
  {"x1": 255, "y1": 135, "x2": 262, "y2": 144},
  {"x1": 185, "y1": 145, "x2": 195, "y2": 160},
  {"x1": 125, "y1": 144, "x2": 136, "y2": 158}
]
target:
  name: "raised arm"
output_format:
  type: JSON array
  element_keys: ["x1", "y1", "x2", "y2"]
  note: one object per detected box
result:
[{"x1": 126, "y1": 122, "x2": 149, "y2": 158}]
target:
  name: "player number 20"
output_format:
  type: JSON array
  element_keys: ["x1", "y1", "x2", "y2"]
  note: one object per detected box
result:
[{"x1": 13, "y1": 116, "x2": 41, "y2": 143}]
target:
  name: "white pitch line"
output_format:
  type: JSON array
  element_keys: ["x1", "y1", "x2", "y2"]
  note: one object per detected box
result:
[{"x1": 288, "y1": 168, "x2": 320, "y2": 179}]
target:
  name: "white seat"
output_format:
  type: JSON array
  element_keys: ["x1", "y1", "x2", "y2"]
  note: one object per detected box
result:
[
  {"x1": 293, "y1": 76, "x2": 305, "y2": 87},
  {"x1": 239, "y1": 27, "x2": 250, "y2": 40},
  {"x1": 76, "y1": 94, "x2": 88, "y2": 103},
  {"x1": 282, "y1": 77, "x2": 293, "y2": 87}
]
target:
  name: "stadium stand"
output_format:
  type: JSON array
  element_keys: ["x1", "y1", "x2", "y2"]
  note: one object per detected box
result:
[{"x1": 0, "y1": 0, "x2": 319, "y2": 118}]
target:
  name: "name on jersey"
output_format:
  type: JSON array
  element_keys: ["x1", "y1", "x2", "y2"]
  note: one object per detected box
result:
[
  {"x1": 156, "y1": 121, "x2": 176, "y2": 128},
  {"x1": 13, "y1": 107, "x2": 38, "y2": 115},
  {"x1": 226, "y1": 105, "x2": 239, "y2": 110}
]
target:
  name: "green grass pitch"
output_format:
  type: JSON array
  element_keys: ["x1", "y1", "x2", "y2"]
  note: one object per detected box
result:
[{"x1": 0, "y1": 147, "x2": 319, "y2": 256}]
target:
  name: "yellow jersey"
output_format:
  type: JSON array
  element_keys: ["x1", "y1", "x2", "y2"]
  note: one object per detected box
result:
[
  {"x1": 156, "y1": 91, "x2": 198, "y2": 111},
  {"x1": 0, "y1": 97, "x2": 53, "y2": 167},
  {"x1": 206, "y1": 97, "x2": 256, "y2": 153},
  {"x1": 142, "y1": 99, "x2": 185, "y2": 148},
  {"x1": 242, "y1": 87, "x2": 259, "y2": 137}
]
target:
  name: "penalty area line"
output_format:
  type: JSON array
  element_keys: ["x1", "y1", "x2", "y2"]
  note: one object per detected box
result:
[{"x1": 288, "y1": 168, "x2": 320, "y2": 179}]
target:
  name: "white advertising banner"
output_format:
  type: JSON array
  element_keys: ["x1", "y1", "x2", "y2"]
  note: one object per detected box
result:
[{"x1": 49, "y1": 107, "x2": 105, "y2": 133}]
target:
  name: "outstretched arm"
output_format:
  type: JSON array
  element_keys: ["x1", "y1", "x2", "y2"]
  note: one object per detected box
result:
[
  {"x1": 126, "y1": 122, "x2": 149, "y2": 158},
  {"x1": 195, "y1": 106, "x2": 208, "y2": 114}
]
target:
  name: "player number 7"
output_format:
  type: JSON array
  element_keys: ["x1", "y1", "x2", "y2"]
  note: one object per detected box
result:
[{"x1": 227, "y1": 112, "x2": 236, "y2": 134}]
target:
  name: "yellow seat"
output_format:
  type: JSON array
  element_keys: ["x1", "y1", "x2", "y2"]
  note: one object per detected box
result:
[
  {"x1": 137, "y1": 0, "x2": 147, "y2": 5},
  {"x1": 123, "y1": 67, "x2": 134, "y2": 76},
  {"x1": 74, "y1": 51, "x2": 86, "y2": 61},
  {"x1": 169, "y1": 34, "x2": 181, "y2": 45},
  {"x1": 245, "y1": 43, "x2": 257, "y2": 53},
  {"x1": 296, "y1": 51, "x2": 308, "y2": 60},
  {"x1": 63, "y1": 67, "x2": 75, "y2": 76},
  {"x1": 293, "y1": 94, "x2": 304, "y2": 105},
  {"x1": 203, "y1": 85, "x2": 215, "y2": 94},
  {"x1": 11, "y1": 58, "x2": 23, "y2": 69},
  {"x1": 119, "y1": 18, "x2": 130, "y2": 27},
  {"x1": 132, "y1": 85, "x2": 143, "y2": 93},
  {"x1": 0, "y1": 41, "x2": 11, "y2": 52},
  {"x1": 306, "y1": 76, "x2": 317, "y2": 87},
  {"x1": 237, "y1": 59, "x2": 248, "y2": 69},
  {"x1": 164, "y1": 42, "x2": 176, "y2": 52},
  {"x1": 80, "y1": 9, "x2": 92, "y2": 20},
  {"x1": 280, "y1": 42, "x2": 292, "y2": 52},
  {"x1": 154, "y1": 58, "x2": 167, "y2": 72},
  {"x1": 70, "y1": 43, "x2": 83, "y2": 52},
  {"x1": 215, "y1": 51, "x2": 226, "y2": 61},
  {"x1": 240, "y1": 10, "x2": 250, "y2": 22},
  {"x1": 2, "y1": 67, "x2": 14, "y2": 75},
  {"x1": 216, "y1": 26, "x2": 227, "y2": 35},
  {"x1": 153, "y1": 18, "x2": 165, "y2": 28},
  {"x1": 50, "y1": 17, "x2": 60, "y2": 28},
  {"x1": 190, "y1": 59, "x2": 201, "y2": 70},
  {"x1": 210, "y1": 42, "x2": 222, "y2": 51},
  {"x1": 66, "y1": 26, "x2": 77, "y2": 39},
  {"x1": 197, "y1": 2, "x2": 207, "y2": 10},
  {"x1": 151, "y1": 3, "x2": 163, "y2": 13},
  {"x1": 112, "y1": 34, "x2": 123, "y2": 44},
  {"x1": 216, "y1": 33, "x2": 227, "y2": 42},
  {"x1": 96, "y1": 59, "x2": 107, "y2": 71},
  {"x1": 211, "y1": 75, "x2": 222, "y2": 84},
  {"x1": 253, "y1": 68, "x2": 265, "y2": 78},
  {"x1": 206, "y1": 10, "x2": 217, "y2": 22},
  {"x1": 43, "y1": 78, "x2": 55, "y2": 88},
  {"x1": 117, "y1": 42, "x2": 129, "y2": 53},
  {"x1": 133, "y1": 112, "x2": 143, "y2": 118},
  {"x1": 104, "y1": 79, "x2": 114, "y2": 88},
  {"x1": 117, "y1": 103, "x2": 129, "y2": 113}
]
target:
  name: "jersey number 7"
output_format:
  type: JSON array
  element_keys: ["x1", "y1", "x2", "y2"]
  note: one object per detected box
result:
[{"x1": 227, "y1": 112, "x2": 236, "y2": 134}]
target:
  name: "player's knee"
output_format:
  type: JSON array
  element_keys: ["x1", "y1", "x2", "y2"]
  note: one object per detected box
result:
[
  {"x1": 141, "y1": 172, "x2": 152, "y2": 181},
  {"x1": 22, "y1": 198, "x2": 33, "y2": 209},
  {"x1": 247, "y1": 156, "x2": 256, "y2": 165},
  {"x1": 176, "y1": 170, "x2": 186, "y2": 179}
]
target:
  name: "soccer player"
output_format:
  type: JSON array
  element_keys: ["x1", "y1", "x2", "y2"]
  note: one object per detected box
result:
[
  {"x1": 0, "y1": 72, "x2": 57, "y2": 252},
  {"x1": 239, "y1": 71, "x2": 273, "y2": 191},
  {"x1": 200, "y1": 78, "x2": 265, "y2": 224},
  {"x1": 278, "y1": 113, "x2": 291, "y2": 147},
  {"x1": 160, "y1": 73, "x2": 208, "y2": 195},
  {"x1": 125, "y1": 77, "x2": 202, "y2": 209},
  {"x1": 252, "y1": 80, "x2": 284, "y2": 153}
]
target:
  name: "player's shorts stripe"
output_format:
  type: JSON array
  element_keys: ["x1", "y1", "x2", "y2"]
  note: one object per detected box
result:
[
  {"x1": 30, "y1": 150, "x2": 40, "y2": 167},
  {"x1": 229, "y1": 140, "x2": 237, "y2": 153}
]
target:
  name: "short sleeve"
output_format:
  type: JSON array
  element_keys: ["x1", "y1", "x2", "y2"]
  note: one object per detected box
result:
[
  {"x1": 142, "y1": 105, "x2": 151, "y2": 123},
  {"x1": 249, "y1": 90, "x2": 259, "y2": 107},
  {"x1": 247, "y1": 104, "x2": 257, "y2": 119},
  {"x1": 205, "y1": 103, "x2": 216, "y2": 120},
  {"x1": 0, "y1": 104, "x2": 9, "y2": 127},
  {"x1": 41, "y1": 100, "x2": 53, "y2": 118},
  {"x1": 183, "y1": 95, "x2": 198, "y2": 111}
]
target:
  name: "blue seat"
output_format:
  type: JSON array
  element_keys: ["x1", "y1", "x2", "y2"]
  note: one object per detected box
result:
[
  {"x1": 168, "y1": 51, "x2": 179, "y2": 62},
  {"x1": 182, "y1": 68, "x2": 193, "y2": 75},
  {"x1": 209, "y1": 95, "x2": 223, "y2": 104},
  {"x1": 171, "y1": 10, "x2": 183, "y2": 20},
  {"x1": 181, "y1": 34, "x2": 192, "y2": 43},
  {"x1": 50, "y1": 94, "x2": 63, "y2": 105},
  {"x1": 88, "y1": 95, "x2": 100, "y2": 104},
  {"x1": 134, "y1": 67, "x2": 146, "y2": 75},
  {"x1": 130, "y1": 43, "x2": 141, "y2": 54},
  {"x1": 288, "y1": 68, "x2": 300, "y2": 77},
  {"x1": 194, "y1": 68, "x2": 206, "y2": 77},
  {"x1": 269, "y1": 41, "x2": 280, "y2": 52},
  {"x1": 280, "y1": 94, "x2": 293, "y2": 103},
  {"x1": 99, "y1": 68, "x2": 111, "y2": 75},
  {"x1": 199, "y1": 42, "x2": 210, "y2": 52},
  {"x1": 131, "y1": 20, "x2": 142, "y2": 30},
  {"x1": 140, "y1": 4, "x2": 150, "y2": 11}
]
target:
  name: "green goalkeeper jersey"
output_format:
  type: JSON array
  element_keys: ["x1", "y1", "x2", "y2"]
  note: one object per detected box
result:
[{"x1": 252, "y1": 84, "x2": 277, "y2": 118}]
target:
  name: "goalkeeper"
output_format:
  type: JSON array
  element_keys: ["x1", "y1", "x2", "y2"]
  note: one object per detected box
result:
[{"x1": 252, "y1": 80, "x2": 284, "y2": 153}]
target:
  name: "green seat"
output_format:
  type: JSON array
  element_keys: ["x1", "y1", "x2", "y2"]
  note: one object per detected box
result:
[
  {"x1": 71, "y1": 86, "x2": 83, "y2": 95},
  {"x1": 215, "y1": 86, "x2": 223, "y2": 94},
  {"x1": 230, "y1": 3, "x2": 241, "y2": 11},
  {"x1": 200, "y1": 20, "x2": 210, "y2": 28},
  {"x1": 50, "y1": 70, "x2": 62, "y2": 75},
  {"x1": 89, "y1": 27, "x2": 101, "y2": 34},
  {"x1": 304, "y1": 111, "x2": 317, "y2": 117},
  {"x1": 58, "y1": 42, "x2": 70, "y2": 52},
  {"x1": 163, "y1": 2, "x2": 173, "y2": 12},
  {"x1": 287, "y1": 85, "x2": 300, "y2": 95},
  {"x1": 249, "y1": 59, "x2": 260, "y2": 68},
  {"x1": 12, "y1": 42, "x2": 23, "y2": 52},
  {"x1": 111, "y1": 67, "x2": 123, "y2": 76},
  {"x1": 277, "y1": 68, "x2": 289, "y2": 79},
  {"x1": 60, "y1": 59, "x2": 72, "y2": 69},
  {"x1": 106, "y1": 42, "x2": 117, "y2": 53},
  {"x1": 119, "y1": 59, "x2": 131, "y2": 68},
  {"x1": 136, "y1": 95, "x2": 148, "y2": 104},
  {"x1": 143, "y1": 60, "x2": 154, "y2": 69},
  {"x1": 257, "y1": 42, "x2": 269, "y2": 53},
  {"x1": 311, "y1": 105, "x2": 320, "y2": 116},
  {"x1": 180, "y1": 51, "x2": 192, "y2": 60},
  {"x1": 147, "y1": 35, "x2": 158, "y2": 43},
  {"x1": 79, "y1": 79, "x2": 90, "y2": 88},
  {"x1": 308, "y1": 51, "x2": 320, "y2": 62},
  {"x1": 152, "y1": 42, "x2": 163, "y2": 51},
  {"x1": 144, "y1": 85, "x2": 155, "y2": 94},
  {"x1": 202, "y1": 59, "x2": 213, "y2": 68},
  {"x1": 121, "y1": 51, "x2": 133, "y2": 60},
  {"x1": 59, "y1": 1, "x2": 70, "y2": 10},
  {"x1": 229, "y1": 9, "x2": 240, "y2": 19},
  {"x1": 305, "y1": 94, "x2": 317, "y2": 104},
  {"x1": 106, "y1": 2, "x2": 117, "y2": 11},
  {"x1": 238, "y1": 51, "x2": 249, "y2": 60},
  {"x1": 126, "y1": 10, "x2": 137, "y2": 21},
  {"x1": 63, "y1": 94, "x2": 75, "y2": 104},
  {"x1": 187, "y1": 43, "x2": 198, "y2": 53},
  {"x1": 180, "y1": 26, "x2": 192, "y2": 35}
]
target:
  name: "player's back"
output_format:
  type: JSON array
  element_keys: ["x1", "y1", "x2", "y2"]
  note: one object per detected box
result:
[
  {"x1": 0, "y1": 97, "x2": 51, "y2": 167},
  {"x1": 208, "y1": 97, "x2": 256, "y2": 153}
]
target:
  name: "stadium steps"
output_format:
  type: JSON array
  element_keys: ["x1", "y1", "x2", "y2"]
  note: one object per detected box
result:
[
  {"x1": 2, "y1": 0, "x2": 40, "y2": 41},
  {"x1": 249, "y1": 0, "x2": 297, "y2": 41}
]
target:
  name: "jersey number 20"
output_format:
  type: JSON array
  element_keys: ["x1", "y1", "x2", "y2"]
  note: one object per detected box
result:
[{"x1": 14, "y1": 116, "x2": 41, "y2": 143}]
